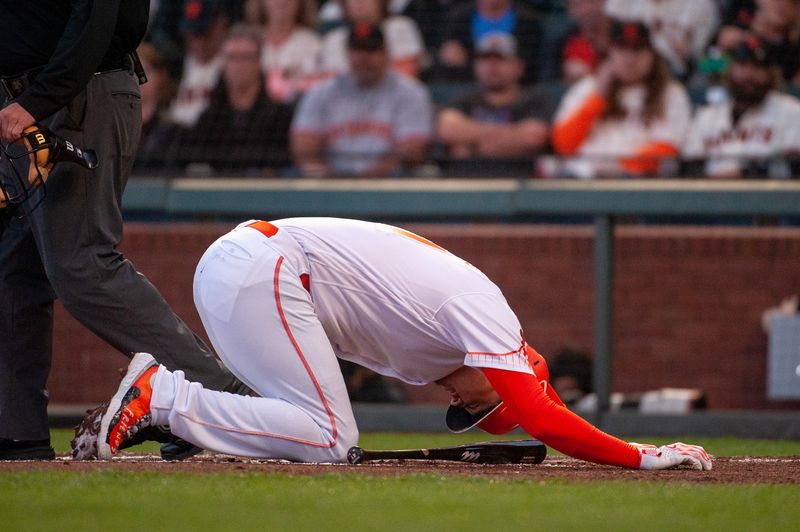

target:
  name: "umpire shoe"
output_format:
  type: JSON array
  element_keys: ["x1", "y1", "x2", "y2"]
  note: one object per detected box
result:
[
  {"x1": 0, "y1": 438, "x2": 56, "y2": 460},
  {"x1": 160, "y1": 439, "x2": 203, "y2": 461},
  {"x1": 98, "y1": 352, "x2": 158, "y2": 459}
]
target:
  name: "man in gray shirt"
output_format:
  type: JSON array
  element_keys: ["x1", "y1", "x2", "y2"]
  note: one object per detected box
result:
[{"x1": 291, "y1": 22, "x2": 433, "y2": 177}]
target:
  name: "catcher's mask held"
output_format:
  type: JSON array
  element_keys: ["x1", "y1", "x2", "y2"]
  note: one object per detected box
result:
[{"x1": 0, "y1": 126, "x2": 98, "y2": 211}]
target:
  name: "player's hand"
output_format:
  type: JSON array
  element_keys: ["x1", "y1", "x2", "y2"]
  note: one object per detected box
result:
[
  {"x1": 631, "y1": 442, "x2": 712, "y2": 471},
  {"x1": 0, "y1": 103, "x2": 36, "y2": 143}
]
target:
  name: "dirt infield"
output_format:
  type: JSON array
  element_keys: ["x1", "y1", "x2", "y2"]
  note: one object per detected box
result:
[{"x1": 2, "y1": 455, "x2": 798, "y2": 484}]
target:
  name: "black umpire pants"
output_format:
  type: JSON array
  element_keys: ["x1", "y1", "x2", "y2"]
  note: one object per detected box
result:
[{"x1": 0, "y1": 70, "x2": 240, "y2": 440}]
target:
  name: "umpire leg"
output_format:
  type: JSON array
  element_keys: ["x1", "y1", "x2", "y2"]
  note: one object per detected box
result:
[
  {"x1": 0, "y1": 70, "x2": 246, "y2": 442},
  {"x1": 0, "y1": 212, "x2": 55, "y2": 441}
]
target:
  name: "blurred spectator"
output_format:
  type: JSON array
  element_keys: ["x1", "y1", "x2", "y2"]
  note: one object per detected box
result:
[
  {"x1": 147, "y1": 0, "x2": 245, "y2": 78},
  {"x1": 398, "y1": 0, "x2": 461, "y2": 51},
  {"x1": 134, "y1": 42, "x2": 179, "y2": 171},
  {"x1": 605, "y1": 0, "x2": 719, "y2": 78},
  {"x1": 245, "y1": 0, "x2": 322, "y2": 103},
  {"x1": 146, "y1": 0, "x2": 189, "y2": 77},
  {"x1": 719, "y1": 0, "x2": 757, "y2": 31},
  {"x1": 437, "y1": 33, "x2": 551, "y2": 175},
  {"x1": 551, "y1": 21, "x2": 691, "y2": 178},
  {"x1": 175, "y1": 24, "x2": 294, "y2": 171},
  {"x1": 435, "y1": 0, "x2": 544, "y2": 83},
  {"x1": 320, "y1": 0, "x2": 426, "y2": 77},
  {"x1": 549, "y1": 347, "x2": 593, "y2": 407},
  {"x1": 168, "y1": 0, "x2": 229, "y2": 127},
  {"x1": 717, "y1": 0, "x2": 800, "y2": 86},
  {"x1": 683, "y1": 37, "x2": 800, "y2": 179},
  {"x1": 291, "y1": 22, "x2": 433, "y2": 177},
  {"x1": 559, "y1": 0, "x2": 611, "y2": 85}
]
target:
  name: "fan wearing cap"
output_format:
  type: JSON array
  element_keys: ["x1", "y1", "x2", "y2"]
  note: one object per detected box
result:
[
  {"x1": 291, "y1": 22, "x2": 433, "y2": 177},
  {"x1": 168, "y1": 0, "x2": 229, "y2": 127},
  {"x1": 320, "y1": 0, "x2": 425, "y2": 78},
  {"x1": 552, "y1": 21, "x2": 691, "y2": 179},
  {"x1": 436, "y1": 33, "x2": 551, "y2": 170},
  {"x1": 683, "y1": 36, "x2": 800, "y2": 178}
]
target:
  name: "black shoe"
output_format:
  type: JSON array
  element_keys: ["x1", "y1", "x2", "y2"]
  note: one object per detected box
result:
[
  {"x1": 0, "y1": 438, "x2": 56, "y2": 460},
  {"x1": 160, "y1": 438, "x2": 203, "y2": 461}
]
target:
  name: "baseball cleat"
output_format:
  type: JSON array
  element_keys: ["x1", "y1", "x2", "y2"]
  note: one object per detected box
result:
[
  {"x1": 97, "y1": 352, "x2": 159, "y2": 460},
  {"x1": 71, "y1": 403, "x2": 107, "y2": 460}
]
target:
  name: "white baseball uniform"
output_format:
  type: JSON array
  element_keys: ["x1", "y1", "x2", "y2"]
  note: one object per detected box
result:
[
  {"x1": 605, "y1": 0, "x2": 719, "y2": 75},
  {"x1": 149, "y1": 218, "x2": 533, "y2": 462},
  {"x1": 682, "y1": 91, "x2": 800, "y2": 177}
]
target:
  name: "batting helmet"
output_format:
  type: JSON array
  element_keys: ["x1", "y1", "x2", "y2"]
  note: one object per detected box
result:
[{"x1": 445, "y1": 345, "x2": 557, "y2": 434}]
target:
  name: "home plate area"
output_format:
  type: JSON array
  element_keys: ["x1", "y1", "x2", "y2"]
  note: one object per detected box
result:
[{"x1": 1, "y1": 455, "x2": 798, "y2": 484}]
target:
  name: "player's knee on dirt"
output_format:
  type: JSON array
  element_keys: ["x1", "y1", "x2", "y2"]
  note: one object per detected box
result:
[{"x1": 329, "y1": 422, "x2": 359, "y2": 463}]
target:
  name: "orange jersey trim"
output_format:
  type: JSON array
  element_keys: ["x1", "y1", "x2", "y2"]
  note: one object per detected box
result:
[
  {"x1": 393, "y1": 228, "x2": 450, "y2": 253},
  {"x1": 274, "y1": 256, "x2": 338, "y2": 449},
  {"x1": 467, "y1": 338, "x2": 526, "y2": 358},
  {"x1": 248, "y1": 220, "x2": 279, "y2": 238}
]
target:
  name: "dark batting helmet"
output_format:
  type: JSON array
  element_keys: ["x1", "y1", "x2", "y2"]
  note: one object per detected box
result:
[{"x1": 446, "y1": 345, "x2": 563, "y2": 434}]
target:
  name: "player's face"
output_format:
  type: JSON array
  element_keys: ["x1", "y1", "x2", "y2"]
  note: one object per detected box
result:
[
  {"x1": 348, "y1": 47, "x2": 389, "y2": 86},
  {"x1": 474, "y1": 55, "x2": 523, "y2": 91},
  {"x1": 437, "y1": 367, "x2": 501, "y2": 415},
  {"x1": 609, "y1": 46, "x2": 654, "y2": 85},
  {"x1": 222, "y1": 38, "x2": 263, "y2": 91}
]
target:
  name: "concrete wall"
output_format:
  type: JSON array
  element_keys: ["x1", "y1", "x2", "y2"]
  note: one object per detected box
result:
[{"x1": 49, "y1": 222, "x2": 800, "y2": 410}]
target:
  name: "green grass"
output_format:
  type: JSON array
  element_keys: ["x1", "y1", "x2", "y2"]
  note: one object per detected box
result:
[
  {"x1": 49, "y1": 428, "x2": 800, "y2": 457},
  {"x1": 1, "y1": 471, "x2": 798, "y2": 532},
  {"x1": 2, "y1": 432, "x2": 797, "y2": 532}
]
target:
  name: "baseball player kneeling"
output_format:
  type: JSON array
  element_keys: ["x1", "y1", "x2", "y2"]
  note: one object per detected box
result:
[{"x1": 84, "y1": 218, "x2": 711, "y2": 470}]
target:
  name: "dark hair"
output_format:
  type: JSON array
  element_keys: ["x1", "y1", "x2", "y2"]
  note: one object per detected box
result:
[{"x1": 604, "y1": 48, "x2": 671, "y2": 125}]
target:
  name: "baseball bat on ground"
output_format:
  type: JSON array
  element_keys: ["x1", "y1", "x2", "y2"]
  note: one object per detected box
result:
[{"x1": 347, "y1": 440, "x2": 547, "y2": 465}]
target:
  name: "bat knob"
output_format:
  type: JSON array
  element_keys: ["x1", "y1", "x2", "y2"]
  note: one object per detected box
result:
[{"x1": 347, "y1": 446, "x2": 365, "y2": 464}]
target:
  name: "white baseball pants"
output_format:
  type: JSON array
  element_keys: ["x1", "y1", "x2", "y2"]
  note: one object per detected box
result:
[{"x1": 149, "y1": 223, "x2": 358, "y2": 462}]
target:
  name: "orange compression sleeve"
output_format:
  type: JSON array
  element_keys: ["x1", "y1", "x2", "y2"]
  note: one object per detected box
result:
[
  {"x1": 482, "y1": 367, "x2": 641, "y2": 468},
  {"x1": 619, "y1": 141, "x2": 679, "y2": 175},
  {"x1": 552, "y1": 92, "x2": 607, "y2": 155}
]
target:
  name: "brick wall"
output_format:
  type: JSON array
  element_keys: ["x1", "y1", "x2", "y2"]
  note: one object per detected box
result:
[{"x1": 49, "y1": 223, "x2": 800, "y2": 410}]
